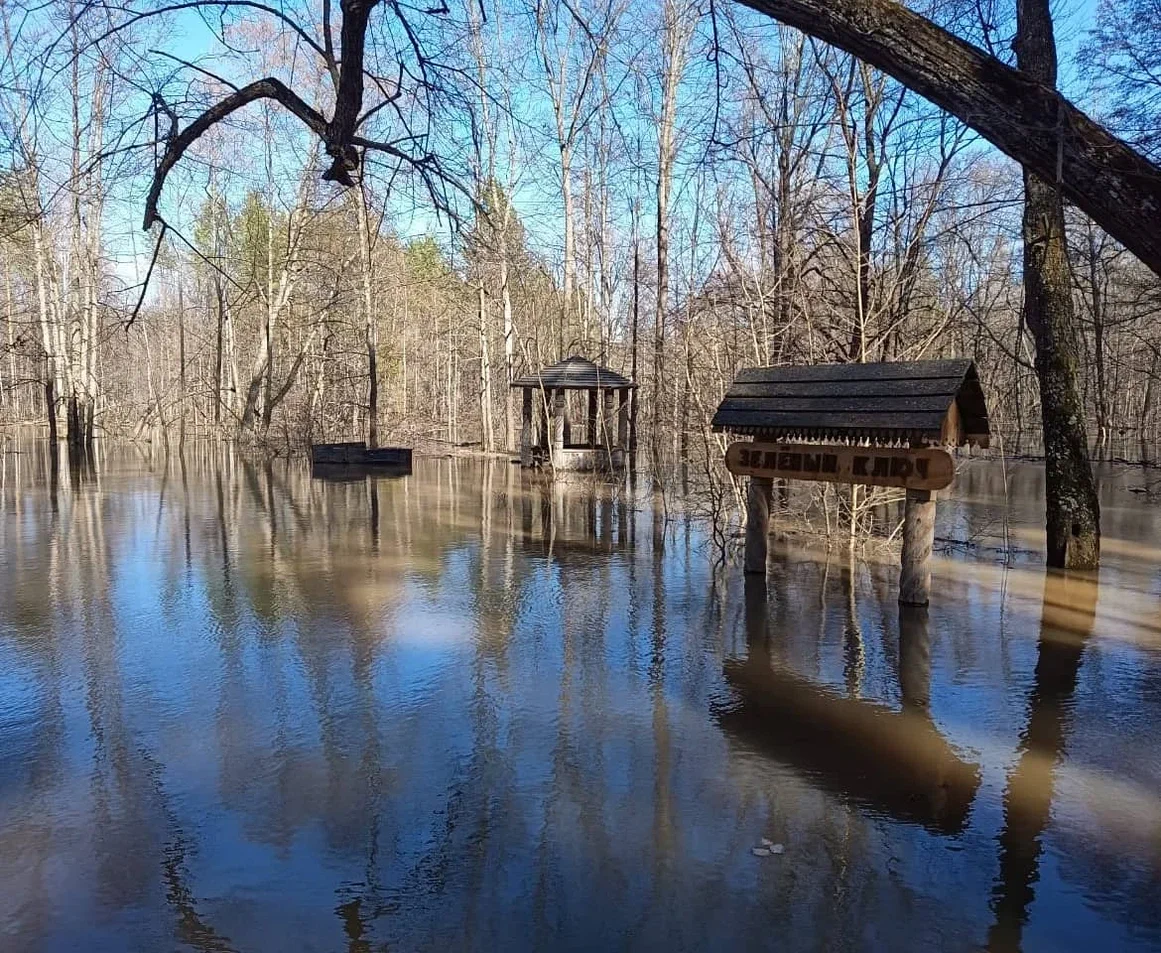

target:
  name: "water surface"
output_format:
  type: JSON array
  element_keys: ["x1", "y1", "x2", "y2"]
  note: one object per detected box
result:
[{"x1": 1, "y1": 445, "x2": 1160, "y2": 952}]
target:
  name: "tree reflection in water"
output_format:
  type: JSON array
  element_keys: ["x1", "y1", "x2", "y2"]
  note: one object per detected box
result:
[
  {"x1": 0, "y1": 446, "x2": 1159, "y2": 952},
  {"x1": 718, "y1": 578, "x2": 980, "y2": 835},
  {"x1": 988, "y1": 573, "x2": 1098, "y2": 952}
]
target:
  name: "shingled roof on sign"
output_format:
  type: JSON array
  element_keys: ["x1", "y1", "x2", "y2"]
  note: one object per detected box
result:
[
  {"x1": 512, "y1": 356, "x2": 634, "y2": 390},
  {"x1": 711, "y1": 359, "x2": 990, "y2": 448}
]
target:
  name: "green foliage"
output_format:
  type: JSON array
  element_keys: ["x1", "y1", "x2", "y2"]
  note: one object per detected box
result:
[
  {"x1": 230, "y1": 191, "x2": 289, "y2": 290},
  {"x1": 404, "y1": 235, "x2": 452, "y2": 282},
  {"x1": 192, "y1": 189, "x2": 228, "y2": 262}
]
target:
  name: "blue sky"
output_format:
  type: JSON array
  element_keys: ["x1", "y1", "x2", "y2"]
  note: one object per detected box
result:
[{"x1": 108, "y1": 0, "x2": 1113, "y2": 291}]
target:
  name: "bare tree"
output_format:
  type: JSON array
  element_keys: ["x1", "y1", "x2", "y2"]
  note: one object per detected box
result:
[
  {"x1": 532, "y1": 0, "x2": 625, "y2": 345},
  {"x1": 125, "y1": 0, "x2": 471, "y2": 232},
  {"x1": 352, "y1": 170, "x2": 380, "y2": 448},
  {"x1": 1081, "y1": 0, "x2": 1161, "y2": 159},
  {"x1": 650, "y1": 0, "x2": 700, "y2": 482}
]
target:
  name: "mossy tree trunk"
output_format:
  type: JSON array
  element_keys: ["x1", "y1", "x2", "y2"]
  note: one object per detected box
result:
[{"x1": 1016, "y1": 0, "x2": 1100, "y2": 569}]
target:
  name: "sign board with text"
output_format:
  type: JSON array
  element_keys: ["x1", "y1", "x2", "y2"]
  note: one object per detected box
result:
[{"x1": 724, "y1": 441, "x2": 954, "y2": 492}]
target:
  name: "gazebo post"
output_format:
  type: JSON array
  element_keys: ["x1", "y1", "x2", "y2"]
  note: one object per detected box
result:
[
  {"x1": 617, "y1": 388, "x2": 630, "y2": 454},
  {"x1": 520, "y1": 387, "x2": 533, "y2": 466},
  {"x1": 588, "y1": 389, "x2": 598, "y2": 447},
  {"x1": 537, "y1": 388, "x2": 548, "y2": 452},
  {"x1": 602, "y1": 389, "x2": 615, "y2": 448},
  {"x1": 744, "y1": 476, "x2": 773, "y2": 575},
  {"x1": 627, "y1": 386, "x2": 638, "y2": 457},
  {"x1": 552, "y1": 389, "x2": 566, "y2": 466}
]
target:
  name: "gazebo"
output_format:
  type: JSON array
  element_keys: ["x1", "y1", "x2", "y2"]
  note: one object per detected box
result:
[{"x1": 512, "y1": 356, "x2": 636, "y2": 471}]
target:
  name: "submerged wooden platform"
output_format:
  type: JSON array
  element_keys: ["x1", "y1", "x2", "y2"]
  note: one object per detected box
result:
[
  {"x1": 310, "y1": 463, "x2": 412, "y2": 483},
  {"x1": 310, "y1": 442, "x2": 412, "y2": 471}
]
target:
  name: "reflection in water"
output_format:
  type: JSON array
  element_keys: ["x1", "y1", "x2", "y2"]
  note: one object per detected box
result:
[
  {"x1": 718, "y1": 579, "x2": 980, "y2": 834},
  {"x1": 899, "y1": 606, "x2": 932, "y2": 713},
  {"x1": 988, "y1": 573, "x2": 1098, "y2": 952},
  {"x1": 1, "y1": 445, "x2": 1161, "y2": 952}
]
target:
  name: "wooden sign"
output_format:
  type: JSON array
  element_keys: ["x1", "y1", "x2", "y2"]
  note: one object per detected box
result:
[{"x1": 725, "y1": 441, "x2": 954, "y2": 491}]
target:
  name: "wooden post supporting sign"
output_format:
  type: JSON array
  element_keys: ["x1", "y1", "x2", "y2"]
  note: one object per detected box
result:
[
  {"x1": 745, "y1": 477, "x2": 773, "y2": 575},
  {"x1": 900, "y1": 489, "x2": 937, "y2": 606},
  {"x1": 713, "y1": 360, "x2": 992, "y2": 608},
  {"x1": 726, "y1": 441, "x2": 951, "y2": 604}
]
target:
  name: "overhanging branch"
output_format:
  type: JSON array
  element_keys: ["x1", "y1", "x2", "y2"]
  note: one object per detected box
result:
[
  {"x1": 732, "y1": 0, "x2": 1161, "y2": 278},
  {"x1": 143, "y1": 78, "x2": 327, "y2": 229}
]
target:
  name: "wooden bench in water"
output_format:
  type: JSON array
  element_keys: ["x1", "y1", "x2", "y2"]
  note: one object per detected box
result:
[{"x1": 310, "y1": 442, "x2": 412, "y2": 472}]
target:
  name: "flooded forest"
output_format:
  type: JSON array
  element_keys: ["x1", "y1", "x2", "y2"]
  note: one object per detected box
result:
[
  {"x1": 3, "y1": 448, "x2": 1161, "y2": 951},
  {"x1": 0, "y1": 0, "x2": 1159, "y2": 475},
  {"x1": 2, "y1": 0, "x2": 1161, "y2": 952}
]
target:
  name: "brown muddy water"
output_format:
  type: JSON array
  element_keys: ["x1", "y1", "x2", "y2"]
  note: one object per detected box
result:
[{"x1": 1, "y1": 443, "x2": 1160, "y2": 952}]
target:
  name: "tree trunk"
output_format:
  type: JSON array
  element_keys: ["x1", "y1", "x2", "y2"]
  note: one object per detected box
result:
[
  {"x1": 477, "y1": 279, "x2": 494, "y2": 452},
  {"x1": 732, "y1": 0, "x2": 1161, "y2": 278},
  {"x1": 33, "y1": 222, "x2": 61, "y2": 441},
  {"x1": 44, "y1": 375, "x2": 57, "y2": 445},
  {"x1": 1087, "y1": 231, "x2": 1109, "y2": 460},
  {"x1": 354, "y1": 180, "x2": 379, "y2": 447},
  {"x1": 1140, "y1": 353, "x2": 1158, "y2": 465},
  {"x1": 1016, "y1": 0, "x2": 1100, "y2": 569},
  {"x1": 653, "y1": 154, "x2": 668, "y2": 479},
  {"x1": 224, "y1": 295, "x2": 239, "y2": 423},
  {"x1": 2, "y1": 252, "x2": 12, "y2": 416},
  {"x1": 178, "y1": 277, "x2": 186, "y2": 445},
  {"x1": 211, "y1": 187, "x2": 225, "y2": 428},
  {"x1": 654, "y1": 14, "x2": 678, "y2": 478},
  {"x1": 261, "y1": 202, "x2": 276, "y2": 434},
  {"x1": 500, "y1": 215, "x2": 515, "y2": 451},
  {"x1": 240, "y1": 333, "x2": 270, "y2": 433},
  {"x1": 630, "y1": 223, "x2": 640, "y2": 458},
  {"x1": 561, "y1": 143, "x2": 575, "y2": 346},
  {"x1": 213, "y1": 277, "x2": 225, "y2": 427},
  {"x1": 845, "y1": 63, "x2": 884, "y2": 362}
]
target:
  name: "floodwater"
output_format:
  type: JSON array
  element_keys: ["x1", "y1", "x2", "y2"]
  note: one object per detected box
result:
[{"x1": 1, "y1": 445, "x2": 1160, "y2": 953}]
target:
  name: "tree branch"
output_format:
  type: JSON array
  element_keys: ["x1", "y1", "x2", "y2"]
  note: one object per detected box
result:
[
  {"x1": 85, "y1": 1, "x2": 330, "y2": 68},
  {"x1": 143, "y1": 78, "x2": 327, "y2": 229},
  {"x1": 732, "y1": 0, "x2": 1161, "y2": 277},
  {"x1": 126, "y1": 222, "x2": 167, "y2": 330},
  {"x1": 323, "y1": 0, "x2": 382, "y2": 185},
  {"x1": 321, "y1": 0, "x2": 340, "y2": 89}
]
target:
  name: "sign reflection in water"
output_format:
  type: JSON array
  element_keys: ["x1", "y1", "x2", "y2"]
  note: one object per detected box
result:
[{"x1": 0, "y1": 443, "x2": 1160, "y2": 952}]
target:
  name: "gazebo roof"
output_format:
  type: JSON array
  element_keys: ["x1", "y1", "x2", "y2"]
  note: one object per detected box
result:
[{"x1": 512, "y1": 355, "x2": 634, "y2": 390}]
